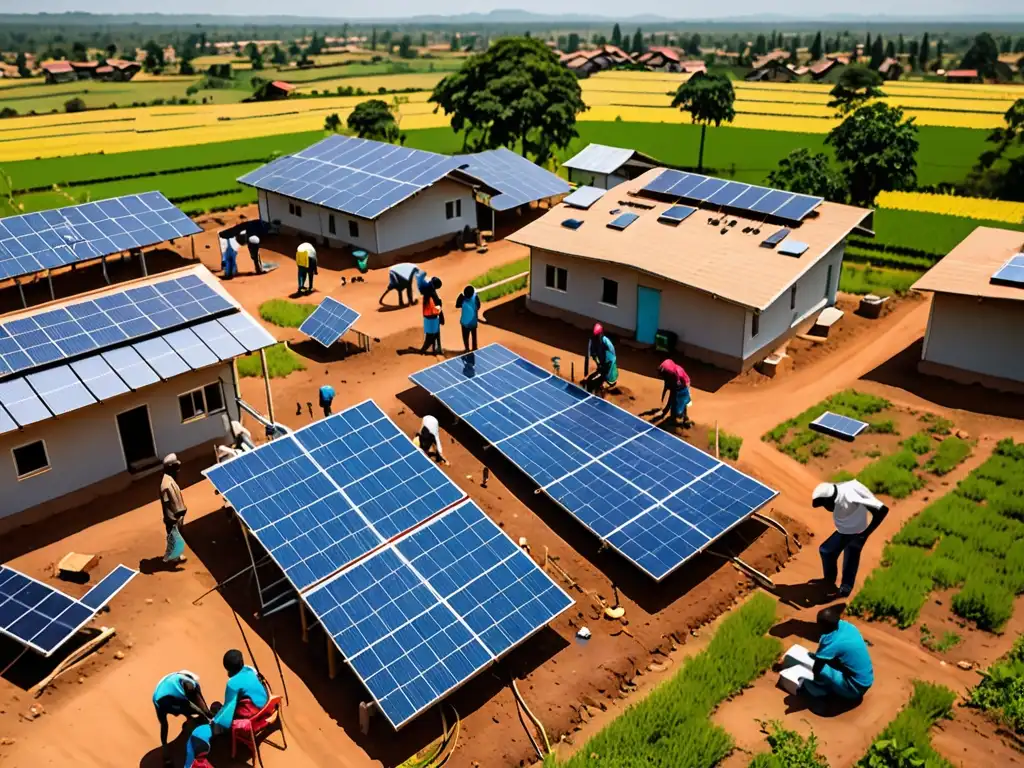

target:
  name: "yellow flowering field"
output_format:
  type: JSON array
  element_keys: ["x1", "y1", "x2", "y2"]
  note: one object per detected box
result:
[
  {"x1": 877, "y1": 191, "x2": 1024, "y2": 224},
  {"x1": 294, "y1": 72, "x2": 445, "y2": 94}
]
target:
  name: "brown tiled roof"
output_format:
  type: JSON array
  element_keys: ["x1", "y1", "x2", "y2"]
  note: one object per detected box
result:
[
  {"x1": 647, "y1": 46, "x2": 680, "y2": 63},
  {"x1": 508, "y1": 169, "x2": 872, "y2": 310},
  {"x1": 95, "y1": 65, "x2": 113, "y2": 74},
  {"x1": 809, "y1": 58, "x2": 839, "y2": 75},
  {"x1": 71, "y1": 60, "x2": 99, "y2": 69},
  {"x1": 913, "y1": 227, "x2": 1024, "y2": 302},
  {"x1": 270, "y1": 81, "x2": 295, "y2": 92},
  {"x1": 751, "y1": 50, "x2": 789, "y2": 69},
  {"x1": 105, "y1": 58, "x2": 140, "y2": 70},
  {"x1": 41, "y1": 60, "x2": 74, "y2": 74},
  {"x1": 946, "y1": 69, "x2": 979, "y2": 78}
]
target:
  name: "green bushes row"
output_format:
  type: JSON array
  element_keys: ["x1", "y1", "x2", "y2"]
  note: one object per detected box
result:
[
  {"x1": 763, "y1": 389, "x2": 891, "y2": 464},
  {"x1": 969, "y1": 635, "x2": 1024, "y2": 733}
]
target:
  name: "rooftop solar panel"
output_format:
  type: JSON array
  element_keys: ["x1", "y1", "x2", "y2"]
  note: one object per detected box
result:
[
  {"x1": 0, "y1": 402, "x2": 17, "y2": 435},
  {"x1": 991, "y1": 254, "x2": 1024, "y2": 287},
  {"x1": 70, "y1": 356, "x2": 130, "y2": 401},
  {"x1": 299, "y1": 297, "x2": 361, "y2": 348},
  {"x1": 455, "y1": 147, "x2": 569, "y2": 212},
  {"x1": 0, "y1": 564, "x2": 136, "y2": 656},
  {"x1": 777, "y1": 240, "x2": 809, "y2": 257},
  {"x1": 658, "y1": 205, "x2": 697, "y2": 225},
  {"x1": 561, "y1": 218, "x2": 584, "y2": 230},
  {"x1": 410, "y1": 345, "x2": 778, "y2": 580},
  {"x1": 0, "y1": 378, "x2": 51, "y2": 427},
  {"x1": 0, "y1": 193, "x2": 201, "y2": 282},
  {"x1": 810, "y1": 411, "x2": 869, "y2": 440},
  {"x1": 26, "y1": 365, "x2": 96, "y2": 416},
  {"x1": 608, "y1": 213, "x2": 639, "y2": 230},
  {"x1": 562, "y1": 186, "x2": 605, "y2": 210},
  {"x1": 760, "y1": 228, "x2": 791, "y2": 248}
]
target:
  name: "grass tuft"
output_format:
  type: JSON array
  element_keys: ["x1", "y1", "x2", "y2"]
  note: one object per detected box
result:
[
  {"x1": 857, "y1": 681, "x2": 955, "y2": 768},
  {"x1": 470, "y1": 257, "x2": 530, "y2": 289},
  {"x1": 969, "y1": 636, "x2": 1024, "y2": 733},
  {"x1": 259, "y1": 299, "x2": 316, "y2": 328},
  {"x1": 763, "y1": 389, "x2": 890, "y2": 464},
  {"x1": 237, "y1": 343, "x2": 305, "y2": 379},
  {"x1": 857, "y1": 449, "x2": 925, "y2": 500},
  {"x1": 709, "y1": 430, "x2": 743, "y2": 461},
  {"x1": 902, "y1": 432, "x2": 935, "y2": 455},
  {"x1": 747, "y1": 721, "x2": 829, "y2": 768},
  {"x1": 920, "y1": 625, "x2": 962, "y2": 653},
  {"x1": 924, "y1": 436, "x2": 972, "y2": 476},
  {"x1": 477, "y1": 275, "x2": 528, "y2": 303}
]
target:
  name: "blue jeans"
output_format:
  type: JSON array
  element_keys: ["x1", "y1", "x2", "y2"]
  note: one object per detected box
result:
[
  {"x1": 819, "y1": 530, "x2": 867, "y2": 592},
  {"x1": 297, "y1": 265, "x2": 309, "y2": 291},
  {"x1": 223, "y1": 249, "x2": 237, "y2": 278}
]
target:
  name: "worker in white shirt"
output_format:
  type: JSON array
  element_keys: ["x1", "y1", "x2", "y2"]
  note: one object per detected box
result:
[
  {"x1": 812, "y1": 480, "x2": 889, "y2": 597},
  {"x1": 416, "y1": 415, "x2": 449, "y2": 465}
]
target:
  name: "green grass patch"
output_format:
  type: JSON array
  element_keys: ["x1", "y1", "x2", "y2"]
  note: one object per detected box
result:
[
  {"x1": 710, "y1": 430, "x2": 743, "y2": 461},
  {"x1": 831, "y1": 469, "x2": 856, "y2": 483},
  {"x1": 258, "y1": 299, "x2": 316, "y2": 328},
  {"x1": 477, "y1": 276, "x2": 527, "y2": 303},
  {"x1": 839, "y1": 263, "x2": 920, "y2": 297},
  {"x1": 857, "y1": 449, "x2": 925, "y2": 500},
  {"x1": 763, "y1": 389, "x2": 890, "y2": 464},
  {"x1": 969, "y1": 635, "x2": 1024, "y2": 733},
  {"x1": 851, "y1": 439, "x2": 1024, "y2": 631},
  {"x1": 867, "y1": 419, "x2": 898, "y2": 435},
  {"x1": 549, "y1": 593, "x2": 781, "y2": 768},
  {"x1": 857, "y1": 681, "x2": 955, "y2": 768},
  {"x1": 920, "y1": 413, "x2": 954, "y2": 436},
  {"x1": 902, "y1": 432, "x2": 935, "y2": 456},
  {"x1": 469, "y1": 257, "x2": 530, "y2": 289},
  {"x1": 920, "y1": 625, "x2": 962, "y2": 653},
  {"x1": 856, "y1": 207, "x2": 1024, "y2": 260},
  {"x1": 925, "y1": 436, "x2": 973, "y2": 476},
  {"x1": 237, "y1": 343, "x2": 304, "y2": 379},
  {"x1": 748, "y1": 721, "x2": 828, "y2": 768}
]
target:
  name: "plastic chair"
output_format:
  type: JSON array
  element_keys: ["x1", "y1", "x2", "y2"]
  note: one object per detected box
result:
[{"x1": 230, "y1": 695, "x2": 287, "y2": 767}]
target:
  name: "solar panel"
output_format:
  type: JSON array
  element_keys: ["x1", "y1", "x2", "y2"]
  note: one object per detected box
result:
[
  {"x1": 0, "y1": 402, "x2": 16, "y2": 435},
  {"x1": 239, "y1": 135, "x2": 464, "y2": 220},
  {"x1": 26, "y1": 365, "x2": 96, "y2": 415},
  {"x1": 561, "y1": 218, "x2": 584, "y2": 230},
  {"x1": 101, "y1": 346, "x2": 160, "y2": 390},
  {"x1": 0, "y1": 193, "x2": 201, "y2": 282},
  {"x1": 455, "y1": 147, "x2": 570, "y2": 211},
  {"x1": 777, "y1": 240, "x2": 809, "y2": 257},
  {"x1": 299, "y1": 297, "x2": 361, "y2": 348},
  {"x1": 991, "y1": 254, "x2": 1024, "y2": 287},
  {"x1": 410, "y1": 345, "x2": 778, "y2": 580},
  {"x1": 639, "y1": 170, "x2": 822, "y2": 224},
  {"x1": 70, "y1": 356, "x2": 130, "y2": 401},
  {"x1": 760, "y1": 228, "x2": 791, "y2": 248},
  {"x1": 0, "y1": 564, "x2": 137, "y2": 656},
  {"x1": 608, "y1": 213, "x2": 639, "y2": 230},
  {"x1": 810, "y1": 411, "x2": 869, "y2": 440},
  {"x1": 562, "y1": 186, "x2": 605, "y2": 210},
  {"x1": 0, "y1": 378, "x2": 51, "y2": 427},
  {"x1": 305, "y1": 500, "x2": 572, "y2": 728},
  {"x1": 658, "y1": 205, "x2": 697, "y2": 225}
]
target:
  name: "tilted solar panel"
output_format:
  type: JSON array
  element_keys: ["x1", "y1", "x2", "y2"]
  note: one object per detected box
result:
[
  {"x1": 991, "y1": 254, "x2": 1024, "y2": 287},
  {"x1": 608, "y1": 213, "x2": 639, "y2": 230},
  {"x1": 810, "y1": 411, "x2": 869, "y2": 441},
  {"x1": 455, "y1": 147, "x2": 570, "y2": 212},
  {"x1": 658, "y1": 205, "x2": 697, "y2": 225},
  {"x1": 299, "y1": 297, "x2": 361, "y2": 348}
]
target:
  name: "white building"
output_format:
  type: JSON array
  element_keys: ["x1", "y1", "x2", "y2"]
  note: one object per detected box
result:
[
  {"x1": 913, "y1": 226, "x2": 1024, "y2": 392},
  {"x1": 561, "y1": 144, "x2": 660, "y2": 190},
  {"x1": 509, "y1": 169, "x2": 872, "y2": 372},
  {"x1": 240, "y1": 136, "x2": 568, "y2": 266},
  {"x1": 0, "y1": 266, "x2": 276, "y2": 531}
]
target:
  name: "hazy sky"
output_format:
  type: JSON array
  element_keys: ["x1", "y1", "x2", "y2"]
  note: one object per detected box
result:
[{"x1": 15, "y1": 0, "x2": 1020, "y2": 18}]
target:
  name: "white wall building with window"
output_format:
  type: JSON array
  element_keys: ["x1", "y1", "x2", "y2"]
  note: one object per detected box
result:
[{"x1": 514, "y1": 170, "x2": 871, "y2": 372}]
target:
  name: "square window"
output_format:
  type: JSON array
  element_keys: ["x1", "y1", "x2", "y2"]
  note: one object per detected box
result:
[
  {"x1": 203, "y1": 381, "x2": 225, "y2": 414},
  {"x1": 179, "y1": 392, "x2": 197, "y2": 422},
  {"x1": 349, "y1": 220, "x2": 359, "y2": 238},
  {"x1": 13, "y1": 440, "x2": 49, "y2": 479},
  {"x1": 601, "y1": 278, "x2": 618, "y2": 306},
  {"x1": 445, "y1": 200, "x2": 462, "y2": 220},
  {"x1": 545, "y1": 265, "x2": 567, "y2": 292},
  {"x1": 328, "y1": 215, "x2": 336, "y2": 235}
]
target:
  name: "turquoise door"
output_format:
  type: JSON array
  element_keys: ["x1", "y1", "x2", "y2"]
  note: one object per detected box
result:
[{"x1": 636, "y1": 286, "x2": 662, "y2": 344}]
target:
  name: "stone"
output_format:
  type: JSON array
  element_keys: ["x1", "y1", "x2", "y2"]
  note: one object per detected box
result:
[
  {"x1": 114, "y1": 651, "x2": 125, "y2": 660},
  {"x1": 957, "y1": 661, "x2": 973, "y2": 670}
]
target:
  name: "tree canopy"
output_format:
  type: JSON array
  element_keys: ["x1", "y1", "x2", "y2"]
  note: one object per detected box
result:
[
  {"x1": 828, "y1": 65, "x2": 886, "y2": 115},
  {"x1": 960, "y1": 32, "x2": 1000, "y2": 78},
  {"x1": 766, "y1": 149, "x2": 847, "y2": 202},
  {"x1": 671, "y1": 73, "x2": 736, "y2": 171},
  {"x1": 826, "y1": 103, "x2": 919, "y2": 206},
  {"x1": 346, "y1": 99, "x2": 401, "y2": 143},
  {"x1": 430, "y1": 36, "x2": 587, "y2": 163},
  {"x1": 964, "y1": 98, "x2": 1024, "y2": 202},
  {"x1": 810, "y1": 31, "x2": 823, "y2": 61}
]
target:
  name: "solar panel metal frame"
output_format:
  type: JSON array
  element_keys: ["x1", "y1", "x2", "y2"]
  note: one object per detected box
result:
[
  {"x1": 411, "y1": 345, "x2": 778, "y2": 581},
  {"x1": 809, "y1": 411, "x2": 869, "y2": 441},
  {"x1": 299, "y1": 297, "x2": 361, "y2": 348},
  {"x1": 991, "y1": 253, "x2": 1024, "y2": 287},
  {"x1": 607, "y1": 213, "x2": 639, "y2": 231}
]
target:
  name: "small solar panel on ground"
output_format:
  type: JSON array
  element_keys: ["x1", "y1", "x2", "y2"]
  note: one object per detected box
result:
[
  {"x1": 760, "y1": 228, "x2": 791, "y2": 248},
  {"x1": 608, "y1": 213, "x2": 639, "y2": 230},
  {"x1": 658, "y1": 205, "x2": 697, "y2": 225},
  {"x1": 991, "y1": 254, "x2": 1024, "y2": 287},
  {"x1": 810, "y1": 411, "x2": 869, "y2": 441},
  {"x1": 777, "y1": 240, "x2": 809, "y2": 257},
  {"x1": 299, "y1": 297, "x2": 361, "y2": 348},
  {"x1": 562, "y1": 186, "x2": 604, "y2": 210}
]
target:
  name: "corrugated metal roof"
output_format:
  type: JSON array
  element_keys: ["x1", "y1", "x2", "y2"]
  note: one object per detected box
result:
[
  {"x1": 563, "y1": 186, "x2": 606, "y2": 210},
  {"x1": 562, "y1": 144, "x2": 638, "y2": 175},
  {"x1": 454, "y1": 147, "x2": 569, "y2": 211},
  {"x1": 913, "y1": 226, "x2": 1024, "y2": 302}
]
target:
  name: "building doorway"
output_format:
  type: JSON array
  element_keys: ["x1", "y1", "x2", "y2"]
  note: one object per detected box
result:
[
  {"x1": 116, "y1": 405, "x2": 157, "y2": 471},
  {"x1": 636, "y1": 286, "x2": 662, "y2": 344}
]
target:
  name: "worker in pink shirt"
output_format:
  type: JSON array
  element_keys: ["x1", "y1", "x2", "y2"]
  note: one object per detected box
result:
[{"x1": 657, "y1": 359, "x2": 692, "y2": 427}]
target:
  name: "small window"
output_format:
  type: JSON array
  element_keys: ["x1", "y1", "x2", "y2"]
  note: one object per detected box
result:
[
  {"x1": 328, "y1": 214, "x2": 336, "y2": 235},
  {"x1": 288, "y1": 202, "x2": 294, "y2": 215},
  {"x1": 203, "y1": 382, "x2": 224, "y2": 414},
  {"x1": 601, "y1": 278, "x2": 618, "y2": 306},
  {"x1": 445, "y1": 199, "x2": 462, "y2": 220},
  {"x1": 348, "y1": 219, "x2": 359, "y2": 238},
  {"x1": 545, "y1": 265, "x2": 567, "y2": 292},
  {"x1": 751, "y1": 312, "x2": 760, "y2": 338},
  {"x1": 287, "y1": 202, "x2": 301, "y2": 217},
  {"x1": 790, "y1": 284, "x2": 797, "y2": 310},
  {"x1": 179, "y1": 381, "x2": 226, "y2": 423},
  {"x1": 825, "y1": 264, "x2": 833, "y2": 298},
  {"x1": 13, "y1": 440, "x2": 50, "y2": 479}
]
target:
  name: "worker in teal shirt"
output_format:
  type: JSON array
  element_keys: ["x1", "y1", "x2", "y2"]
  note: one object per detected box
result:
[
  {"x1": 455, "y1": 285, "x2": 481, "y2": 352},
  {"x1": 184, "y1": 723, "x2": 213, "y2": 768},
  {"x1": 212, "y1": 650, "x2": 269, "y2": 732},
  {"x1": 319, "y1": 384, "x2": 335, "y2": 418},
  {"x1": 153, "y1": 670, "x2": 211, "y2": 767},
  {"x1": 801, "y1": 605, "x2": 874, "y2": 701},
  {"x1": 584, "y1": 323, "x2": 618, "y2": 391}
]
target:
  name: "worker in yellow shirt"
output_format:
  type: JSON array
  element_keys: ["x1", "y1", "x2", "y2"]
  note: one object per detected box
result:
[{"x1": 296, "y1": 242, "x2": 317, "y2": 295}]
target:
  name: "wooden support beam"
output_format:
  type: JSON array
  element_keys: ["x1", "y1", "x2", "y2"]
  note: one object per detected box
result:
[
  {"x1": 326, "y1": 634, "x2": 337, "y2": 680},
  {"x1": 32, "y1": 627, "x2": 116, "y2": 697},
  {"x1": 299, "y1": 601, "x2": 308, "y2": 644}
]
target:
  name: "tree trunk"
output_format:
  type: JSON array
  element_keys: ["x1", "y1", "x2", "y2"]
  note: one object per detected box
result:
[{"x1": 698, "y1": 123, "x2": 707, "y2": 172}]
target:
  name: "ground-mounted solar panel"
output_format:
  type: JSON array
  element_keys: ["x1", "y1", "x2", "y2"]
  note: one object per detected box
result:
[
  {"x1": 777, "y1": 240, "x2": 809, "y2": 257},
  {"x1": 991, "y1": 254, "x2": 1024, "y2": 287},
  {"x1": 810, "y1": 411, "x2": 869, "y2": 441},
  {"x1": 0, "y1": 193, "x2": 201, "y2": 282},
  {"x1": 0, "y1": 564, "x2": 137, "y2": 656},
  {"x1": 410, "y1": 345, "x2": 778, "y2": 580},
  {"x1": 455, "y1": 147, "x2": 570, "y2": 212},
  {"x1": 658, "y1": 205, "x2": 697, "y2": 225},
  {"x1": 608, "y1": 213, "x2": 639, "y2": 230},
  {"x1": 299, "y1": 297, "x2": 361, "y2": 348},
  {"x1": 306, "y1": 499, "x2": 572, "y2": 728},
  {"x1": 562, "y1": 186, "x2": 605, "y2": 210},
  {"x1": 760, "y1": 228, "x2": 791, "y2": 248}
]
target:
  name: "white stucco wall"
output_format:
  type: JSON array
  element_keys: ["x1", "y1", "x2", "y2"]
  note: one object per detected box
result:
[
  {"x1": 923, "y1": 293, "x2": 1024, "y2": 383},
  {"x1": 261, "y1": 191, "x2": 378, "y2": 252},
  {"x1": 0, "y1": 364, "x2": 237, "y2": 520},
  {"x1": 376, "y1": 179, "x2": 477, "y2": 254}
]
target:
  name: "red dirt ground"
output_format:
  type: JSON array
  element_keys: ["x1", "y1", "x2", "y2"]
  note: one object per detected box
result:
[{"x1": 3, "y1": 213, "x2": 1024, "y2": 768}]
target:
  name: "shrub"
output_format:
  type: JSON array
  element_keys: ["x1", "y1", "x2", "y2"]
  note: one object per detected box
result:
[
  {"x1": 237, "y1": 343, "x2": 304, "y2": 378},
  {"x1": 831, "y1": 470, "x2": 856, "y2": 483},
  {"x1": 919, "y1": 625, "x2": 961, "y2": 653},
  {"x1": 259, "y1": 299, "x2": 316, "y2": 328},
  {"x1": 902, "y1": 432, "x2": 934, "y2": 456},
  {"x1": 969, "y1": 637, "x2": 1024, "y2": 733},
  {"x1": 925, "y1": 436, "x2": 972, "y2": 475},
  {"x1": 64, "y1": 97, "x2": 87, "y2": 113},
  {"x1": 857, "y1": 681, "x2": 955, "y2": 768},
  {"x1": 858, "y1": 450, "x2": 924, "y2": 499},
  {"x1": 748, "y1": 722, "x2": 829, "y2": 768},
  {"x1": 951, "y1": 572, "x2": 1014, "y2": 631},
  {"x1": 709, "y1": 430, "x2": 743, "y2": 461},
  {"x1": 920, "y1": 413, "x2": 953, "y2": 435},
  {"x1": 868, "y1": 419, "x2": 898, "y2": 435}
]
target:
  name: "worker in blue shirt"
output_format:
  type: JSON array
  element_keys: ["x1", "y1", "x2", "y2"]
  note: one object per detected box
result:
[
  {"x1": 319, "y1": 384, "x2": 335, "y2": 418},
  {"x1": 455, "y1": 285, "x2": 481, "y2": 351},
  {"x1": 153, "y1": 670, "x2": 211, "y2": 767},
  {"x1": 801, "y1": 605, "x2": 874, "y2": 701},
  {"x1": 584, "y1": 323, "x2": 619, "y2": 392},
  {"x1": 184, "y1": 723, "x2": 213, "y2": 768},
  {"x1": 212, "y1": 650, "x2": 269, "y2": 732}
]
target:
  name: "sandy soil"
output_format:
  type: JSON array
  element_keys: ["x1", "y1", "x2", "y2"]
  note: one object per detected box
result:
[{"x1": 4, "y1": 218, "x2": 1024, "y2": 768}]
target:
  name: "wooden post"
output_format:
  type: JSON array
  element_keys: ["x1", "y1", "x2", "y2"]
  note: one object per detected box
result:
[
  {"x1": 543, "y1": 546, "x2": 549, "y2": 569},
  {"x1": 260, "y1": 347, "x2": 275, "y2": 424},
  {"x1": 359, "y1": 702, "x2": 374, "y2": 735},
  {"x1": 715, "y1": 421, "x2": 720, "y2": 459},
  {"x1": 15, "y1": 279, "x2": 26, "y2": 308},
  {"x1": 326, "y1": 634, "x2": 337, "y2": 679},
  {"x1": 299, "y1": 601, "x2": 308, "y2": 644},
  {"x1": 140, "y1": 251, "x2": 148, "y2": 277},
  {"x1": 191, "y1": 236, "x2": 196, "y2": 261},
  {"x1": 101, "y1": 256, "x2": 109, "y2": 285}
]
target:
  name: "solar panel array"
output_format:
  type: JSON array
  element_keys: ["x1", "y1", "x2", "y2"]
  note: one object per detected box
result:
[
  {"x1": 810, "y1": 411, "x2": 869, "y2": 440},
  {"x1": 307, "y1": 500, "x2": 572, "y2": 728},
  {"x1": 411, "y1": 345, "x2": 778, "y2": 580},
  {"x1": 0, "y1": 273, "x2": 276, "y2": 434},
  {"x1": 0, "y1": 192, "x2": 201, "y2": 282},
  {"x1": 562, "y1": 186, "x2": 605, "y2": 210},
  {"x1": 0, "y1": 564, "x2": 137, "y2": 656},
  {"x1": 640, "y1": 170, "x2": 823, "y2": 224},
  {"x1": 455, "y1": 147, "x2": 570, "y2": 212},
  {"x1": 299, "y1": 297, "x2": 361, "y2": 348},
  {"x1": 203, "y1": 400, "x2": 572, "y2": 729},
  {"x1": 991, "y1": 254, "x2": 1024, "y2": 287}
]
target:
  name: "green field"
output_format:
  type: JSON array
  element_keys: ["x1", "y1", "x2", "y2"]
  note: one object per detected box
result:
[
  {"x1": 256, "y1": 58, "x2": 463, "y2": 84},
  {"x1": 0, "y1": 78, "x2": 248, "y2": 114}
]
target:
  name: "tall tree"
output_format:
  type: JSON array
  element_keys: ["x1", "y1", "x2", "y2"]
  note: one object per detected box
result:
[
  {"x1": 919, "y1": 32, "x2": 930, "y2": 70},
  {"x1": 810, "y1": 31, "x2": 823, "y2": 61},
  {"x1": 865, "y1": 32, "x2": 872, "y2": 58},
  {"x1": 398, "y1": 35, "x2": 414, "y2": 59},
  {"x1": 960, "y1": 32, "x2": 1000, "y2": 78},
  {"x1": 869, "y1": 36, "x2": 885, "y2": 69},
  {"x1": 72, "y1": 40, "x2": 88, "y2": 60},
  {"x1": 1015, "y1": 37, "x2": 1024, "y2": 54},
  {"x1": 105, "y1": 42, "x2": 117, "y2": 59},
  {"x1": 687, "y1": 33, "x2": 702, "y2": 57},
  {"x1": 142, "y1": 40, "x2": 164, "y2": 72},
  {"x1": 370, "y1": 28, "x2": 377, "y2": 51},
  {"x1": 754, "y1": 34, "x2": 767, "y2": 56},
  {"x1": 430, "y1": 36, "x2": 587, "y2": 163},
  {"x1": 885, "y1": 40, "x2": 896, "y2": 59},
  {"x1": 566, "y1": 33, "x2": 580, "y2": 54},
  {"x1": 897, "y1": 34, "x2": 905, "y2": 55},
  {"x1": 788, "y1": 36, "x2": 799, "y2": 64},
  {"x1": 420, "y1": 33, "x2": 427, "y2": 48},
  {"x1": 632, "y1": 28, "x2": 644, "y2": 56},
  {"x1": 770, "y1": 30, "x2": 778, "y2": 50},
  {"x1": 611, "y1": 23, "x2": 622, "y2": 48},
  {"x1": 827, "y1": 103, "x2": 919, "y2": 206},
  {"x1": 828, "y1": 65, "x2": 885, "y2": 114},
  {"x1": 767, "y1": 149, "x2": 847, "y2": 202},
  {"x1": 671, "y1": 73, "x2": 736, "y2": 171},
  {"x1": 935, "y1": 39, "x2": 945, "y2": 69},
  {"x1": 1000, "y1": 37, "x2": 1012, "y2": 54},
  {"x1": 347, "y1": 99, "x2": 401, "y2": 142},
  {"x1": 908, "y1": 39, "x2": 919, "y2": 65},
  {"x1": 14, "y1": 51, "x2": 28, "y2": 77}
]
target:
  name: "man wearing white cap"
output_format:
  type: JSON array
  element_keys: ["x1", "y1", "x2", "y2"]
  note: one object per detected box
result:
[
  {"x1": 160, "y1": 454, "x2": 188, "y2": 565},
  {"x1": 812, "y1": 480, "x2": 889, "y2": 597}
]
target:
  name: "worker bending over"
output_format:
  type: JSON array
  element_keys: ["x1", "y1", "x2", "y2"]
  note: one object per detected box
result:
[
  {"x1": 296, "y1": 243, "x2": 317, "y2": 294},
  {"x1": 153, "y1": 670, "x2": 211, "y2": 767},
  {"x1": 812, "y1": 480, "x2": 889, "y2": 597},
  {"x1": 658, "y1": 359, "x2": 692, "y2": 427},
  {"x1": 801, "y1": 605, "x2": 874, "y2": 701},
  {"x1": 379, "y1": 263, "x2": 423, "y2": 307},
  {"x1": 584, "y1": 324, "x2": 618, "y2": 391},
  {"x1": 212, "y1": 649, "x2": 269, "y2": 734},
  {"x1": 417, "y1": 415, "x2": 450, "y2": 465}
]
